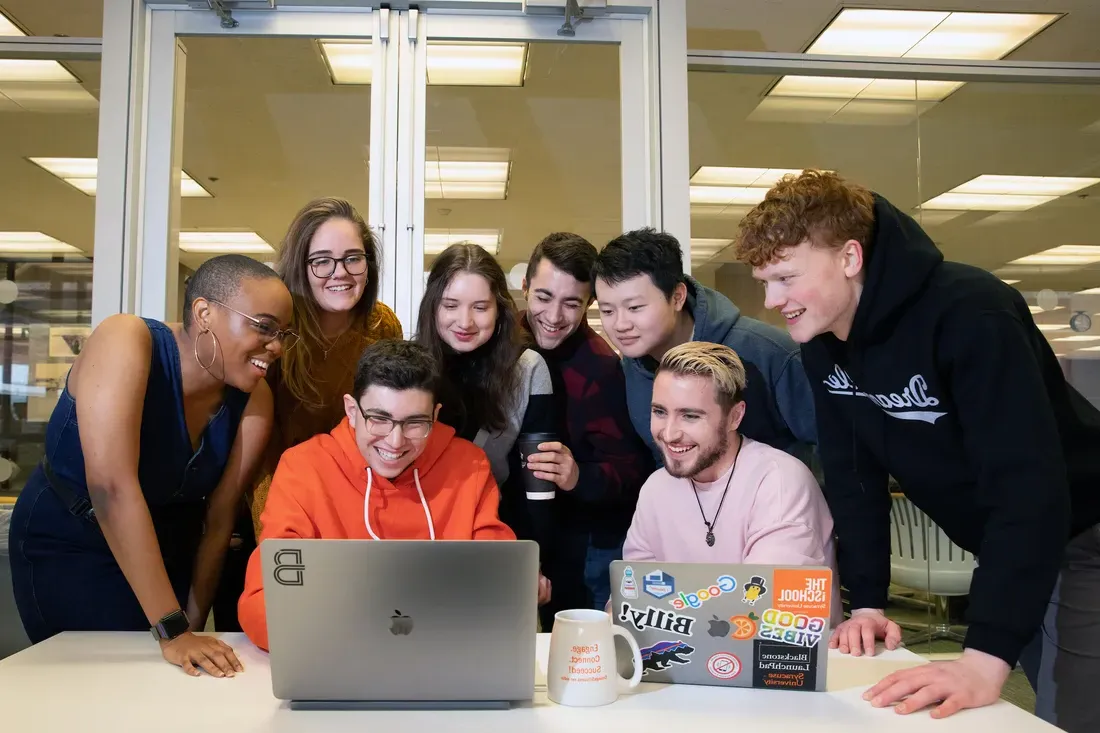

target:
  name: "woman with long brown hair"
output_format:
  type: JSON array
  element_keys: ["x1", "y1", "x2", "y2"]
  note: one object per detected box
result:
[
  {"x1": 416, "y1": 243, "x2": 555, "y2": 608},
  {"x1": 247, "y1": 197, "x2": 402, "y2": 533}
]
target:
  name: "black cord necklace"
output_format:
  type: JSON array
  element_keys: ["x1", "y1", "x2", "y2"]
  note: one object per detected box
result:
[{"x1": 690, "y1": 437, "x2": 743, "y2": 547}]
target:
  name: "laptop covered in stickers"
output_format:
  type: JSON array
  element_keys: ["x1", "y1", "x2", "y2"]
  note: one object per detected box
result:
[{"x1": 608, "y1": 561, "x2": 833, "y2": 692}]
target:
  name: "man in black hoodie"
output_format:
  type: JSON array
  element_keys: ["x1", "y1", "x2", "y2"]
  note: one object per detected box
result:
[{"x1": 736, "y1": 170, "x2": 1100, "y2": 730}]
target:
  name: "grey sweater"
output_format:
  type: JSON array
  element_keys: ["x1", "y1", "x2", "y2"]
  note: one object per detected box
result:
[{"x1": 473, "y1": 348, "x2": 555, "y2": 486}]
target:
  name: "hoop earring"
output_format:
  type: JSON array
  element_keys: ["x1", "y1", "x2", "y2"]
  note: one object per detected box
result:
[{"x1": 194, "y1": 328, "x2": 219, "y2": 371}]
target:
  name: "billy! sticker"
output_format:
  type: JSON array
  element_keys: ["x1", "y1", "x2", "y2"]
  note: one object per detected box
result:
[
  {"x1": 756, "y1": 608, "x2": 827, "y2": 648},
  {"x1": 668, "y1": 574, "x2": 737, "y2": 610},
  {"x1": 640, "y1": 640, "x2": 695, "y2": 676},
  {"x1": 619, "y1": 602, "x2": 695, "y2": 636},
  {"x1": 772, "y1": 568, "x2": 832, "y2": 617},
  {"x1": 643, "y1": 570, "x2": 675, "y2": 600}
]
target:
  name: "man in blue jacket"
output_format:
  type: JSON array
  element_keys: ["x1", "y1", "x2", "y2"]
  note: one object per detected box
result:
[
  {"x1": 738, "y1": 169, "x2": 1100, "y2": 731},
  {"x1": 592, "y1": 227, "x2": 817, "y2": 465}
]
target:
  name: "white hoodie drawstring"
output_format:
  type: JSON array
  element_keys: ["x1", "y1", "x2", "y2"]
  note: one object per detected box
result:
[{"x1": 363, "y1": 466, "x2": 436, "y2": 541}]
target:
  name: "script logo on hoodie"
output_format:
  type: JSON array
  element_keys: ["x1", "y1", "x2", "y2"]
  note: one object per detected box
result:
[{"x1": 824, "y1": 366, "x2": 947, "y2": 424}]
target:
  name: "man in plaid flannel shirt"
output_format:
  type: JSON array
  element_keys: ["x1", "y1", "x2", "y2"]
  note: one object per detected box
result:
[{"x1": 519, "y1": 232, "x2": 653, "y2": 624}]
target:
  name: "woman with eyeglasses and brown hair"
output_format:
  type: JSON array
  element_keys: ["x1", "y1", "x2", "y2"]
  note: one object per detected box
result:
[
  {"x1": 247, "y1": 198, "x2": 402, "y2": 536},
  {"x1": 8, "y1": 254, "x2": 295, "y2": 677}
]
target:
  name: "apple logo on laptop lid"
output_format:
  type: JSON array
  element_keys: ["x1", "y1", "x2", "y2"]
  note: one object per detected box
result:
[{"x1": 390, "y1": 610, "x2": 414, "y2": 636}]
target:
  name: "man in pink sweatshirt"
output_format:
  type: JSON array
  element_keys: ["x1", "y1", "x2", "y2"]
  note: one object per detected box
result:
[{"x1": 622, "y1": 341, "x2": 841, "y2": 623}]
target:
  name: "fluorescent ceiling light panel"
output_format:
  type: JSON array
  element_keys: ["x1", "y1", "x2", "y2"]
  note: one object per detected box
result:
[
  {"x1": 0, "y1": 12, "x2": 81, "y2": 84},
  {"x1": 0, "y1": 59, "x2": 77, "y2": 83},
  {"x1": 0, "y1": 12, "x2": 23, "y2": 36},
  {"x1": 320, "y1": 40, "x2": 527, "y2": 86},
  {"x1": 768, "y1": 10, "x2": 1056, "y2": 107},
  {"x1": 955, "y1": 175, "x2": 1099, "y2": 197},
  {"x1": 689, "y1": 167, "x2": 824, "y2": 208},
  {"x1": 424, "y1": 229, "x2": 501, "y2": 256},
  {"x1": 425, "y1": 148, "x2": 511, "y2": 200},
  {"x1": 1076, "y1": 287, "x2": 1100, "y2": 295},
  {"x1": 690, "y1": 239, "x2": 732, "y2": 261},
  {"x1": 691, "y1": 167, "x2": 808, "y2": 187},
  {"x1": 1000, "y1": 279, "x2": 1021, "y2": 285},
  {"x1": 690, "y1": 186, "x2": 769, "y2": 207},
  {"x1": 320, "y1": 41, "x2": 372, "y2": 85},
  {"x1": 1036, "y1": 324, "x2": 1068, "y2": 332},
  {"x1": 1053, "y1": 335, "x2": 1100, "y2": 343},
  {"x1": 179, "y1": 232, "x2": 273, "y2": 254},
  {"x1": 28, "y1": 157, "x2": 211, "y2": 197},
  {"x1": 428, "y1": 42, "x2": 527, "y2": 86},
  {"x1": 806, "y1": 9, "x2": 1058, "y2": 60},
  {"x1": 1011, "y1": 246, "x2": 1100, "y2": 267},
  {"x1": 1029, "y1": 305, "x2": 1065, "y2": 314},
  {"x1": 923, "y1": 175, "x2": 1099, "y2": 212},
  {"x1": 0, "y1": 232, "x2": 83, "y2": 255},
  {"x1": 770, "y1": 75, "x2": 962, "y2": 102}
]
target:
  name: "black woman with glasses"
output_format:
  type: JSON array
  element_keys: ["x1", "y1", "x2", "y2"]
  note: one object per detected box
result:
[
  {"x1": 8, "y1": 254, "x2": 295, "y2": 678},
  {"x1": 248, "y1": 198, "x2": 402, "y2": 540}
]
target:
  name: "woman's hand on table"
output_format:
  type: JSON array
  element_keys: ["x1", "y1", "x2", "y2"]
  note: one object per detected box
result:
[
  {"x1": 863, "y1": 648, "x2": 1010, "y2": 718},
  {"x1": 160, "y1": 632, "x2": 244, "y2": 678},
  {"x1": 829, "y1": 608, "x2": 902, "y2": 656}
]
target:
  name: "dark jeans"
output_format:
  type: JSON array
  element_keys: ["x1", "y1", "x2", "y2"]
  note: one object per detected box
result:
[
  {"x1": 10, "y1": 479, "x2": 196, "y2": 642},
  {"x1": 539, "y1": 531, "x2": 623, "y2": 631},
  {"x1": 210, "y1": 501, "x2": 256, "y2": 632},
  {"x1": 1017, "y1": 523, "x2": 1100, "y2": 733}
]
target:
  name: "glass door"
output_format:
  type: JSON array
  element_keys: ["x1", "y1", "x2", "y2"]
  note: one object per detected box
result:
[
  {"x1": 135, "y1": 5, "x2": 395, "y2": 320},
  {"x1": 393, "y1": 7, "x2": 660, "y2": 337}
]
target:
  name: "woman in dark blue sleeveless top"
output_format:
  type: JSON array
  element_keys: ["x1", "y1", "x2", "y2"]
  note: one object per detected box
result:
[{"x1": 8, "y1": 255, "x2": 295, "y2": 678}]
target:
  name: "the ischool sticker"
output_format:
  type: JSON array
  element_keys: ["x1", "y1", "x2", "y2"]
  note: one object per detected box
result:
[
  {"x1": 643, "y1": 570, "x2": 675, "y2": 600},
  {"x1": 668, "y1": 574, "x2": 737, "y2": 610},
  {"x1": 640, "y1": 640, "x2": 695, "y2": 677},
  {"x1": 771, "y1": 568, "x2": 832, "y2": 617},
  {"x1": 706, "y1": 652, "x2": 742, "y2": 681},
  {"x1": 619, "y1": 602, "x2": 695, "y2": 637},
  {"x1": 752, "y1": 639, "x2": 818, "y2": 691},
  {"x1": 756, "y1": 608, "x2": 827, "y2": 648}
]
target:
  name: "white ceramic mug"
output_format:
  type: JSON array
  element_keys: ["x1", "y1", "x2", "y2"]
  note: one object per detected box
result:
[{"x1": 547, "y1": 609, "x2": 643, "y2": 707}]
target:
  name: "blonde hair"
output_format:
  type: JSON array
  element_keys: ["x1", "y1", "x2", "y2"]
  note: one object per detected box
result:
[{"x1": 658, "y1": 342, "x2": 747, "y2": 412}]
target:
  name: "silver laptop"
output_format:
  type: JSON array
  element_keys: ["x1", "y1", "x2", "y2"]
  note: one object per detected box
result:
[
  {"x1": 262, "y1": 539, "x2": 539, "y2": 709},
  {"x1": 609, "y1": 561, "x2": 833, "y2": 692}
]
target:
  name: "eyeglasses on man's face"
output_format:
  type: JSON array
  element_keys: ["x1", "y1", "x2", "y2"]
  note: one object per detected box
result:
[
  {"x1": 308, "y1": 252, "x2": 368, "y2": 279},
  {"x1": 207, "y1": 299, "x2": 299, "y2": 351},
  {"x1": 356, "y1": 406, "x2": 434, "y2": 440}
]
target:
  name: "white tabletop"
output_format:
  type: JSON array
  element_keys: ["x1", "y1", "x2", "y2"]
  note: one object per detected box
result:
[{"x1": 0, "y1": 632, "x2": 1058, "y2": 732}]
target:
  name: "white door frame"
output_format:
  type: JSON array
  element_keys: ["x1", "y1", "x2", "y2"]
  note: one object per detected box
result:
[
  {"x1": 394, "y1": 6, "x2": 670, "y2": 333},
  {"x1": 117, "y1": 5, "x2": 393, "y2": 321},
  {"x1": 104, "y1": 0, "x2": 688, "y2": 324}
]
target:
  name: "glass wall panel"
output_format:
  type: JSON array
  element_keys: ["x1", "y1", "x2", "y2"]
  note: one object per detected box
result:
[
  {"x1": 421, "y1": 41, "x2": 621, "y2": 344},
  {"x1": 689, "y1": 59, "x2": 1100, "y2": 712},
  {"x1": 176, "y1": 36, "x2": 373, "y2": 316}
]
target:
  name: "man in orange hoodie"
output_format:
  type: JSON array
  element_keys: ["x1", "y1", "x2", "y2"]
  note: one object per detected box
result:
[{"x1": 239, "y1": 339, "x2": 532, "y2": 651}]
